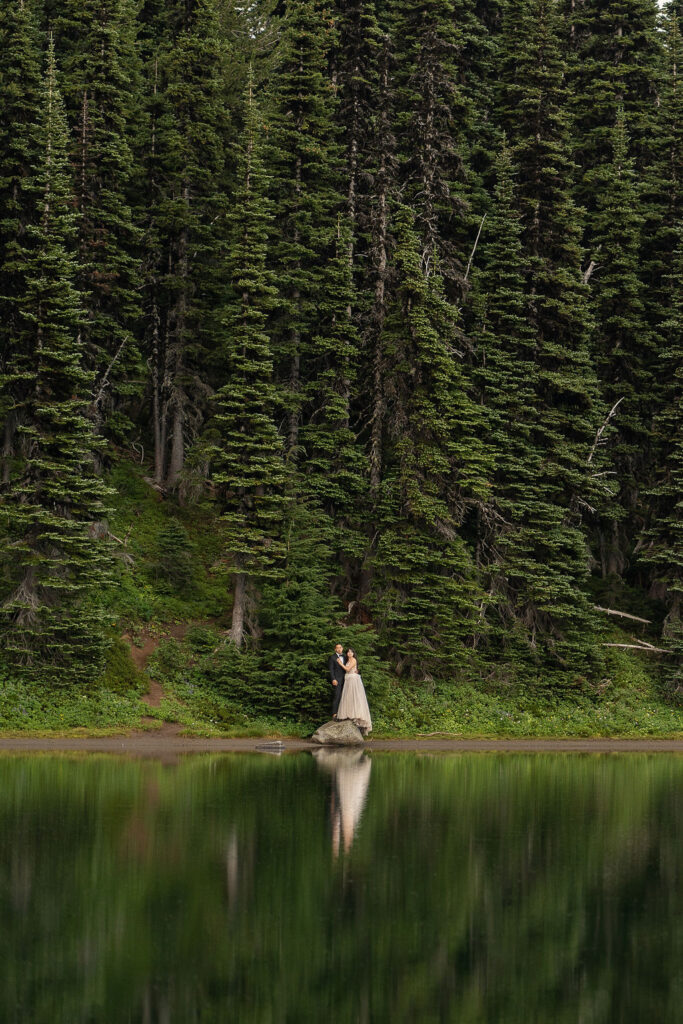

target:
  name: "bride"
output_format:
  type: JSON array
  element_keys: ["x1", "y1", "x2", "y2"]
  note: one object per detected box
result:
[{"x1": 336, "y1": 648, "x2": 372, "y2": 735}]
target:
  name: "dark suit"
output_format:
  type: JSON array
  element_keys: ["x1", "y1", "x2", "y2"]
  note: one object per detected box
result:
[{"x1": 329, "y1": 653, "x2": 345, "y2": 715}]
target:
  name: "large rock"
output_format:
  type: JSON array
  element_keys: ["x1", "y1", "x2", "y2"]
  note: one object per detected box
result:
[{"x1": 311, "y1": 720, "x2": 365, "y2": 747}]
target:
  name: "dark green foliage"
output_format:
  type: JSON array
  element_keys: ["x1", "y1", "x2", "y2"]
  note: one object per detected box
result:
[
  {"x1": 0, "y1": 0, "x2": 43, "y2": 484},
  {"x1": 391, "y1": 0, "x2": 475, "y2": 298},
  {"x1": 0, "y1": 0, "x2": 678, "y2": 710},
  {"x1": 265, "y1": 0, "x2": 344, "y2": 454},
  {"x1": 257, "y1": 504, "x2": 346, "y2": 718},
  {"x1": 50, "y1": 0, "x2": 144, "y2": 435},
  {"x1": 0, "y1": 41, "x2": 112, "y2": 683},
  {"x1": 492, "y1": 0, "x2": 604, "y2": 673},
  {"x1": 209, "y1": 73, "x2": 288, "y2": 644},
  {"x1": 143, "y1": 0, "x2": 230, "y2": 488},
  {"x1": 154, "y1": 519, "x2": 196, "y2": 593},
  {"x1": 589, "y1": 110, "x2": 654, "y2": 576},
  {"x1": 370, "y1": 206, "x2": 488, "y2": 679}
]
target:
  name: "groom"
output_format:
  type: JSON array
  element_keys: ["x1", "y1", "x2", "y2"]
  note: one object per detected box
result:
[{"x1": 329, "y1": 643, "x2": 345, "y2": 717}]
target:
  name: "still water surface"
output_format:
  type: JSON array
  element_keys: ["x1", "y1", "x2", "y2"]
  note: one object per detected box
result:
[{"x1": 0, "y1": 752, "x2": 681, "y2": 1023}]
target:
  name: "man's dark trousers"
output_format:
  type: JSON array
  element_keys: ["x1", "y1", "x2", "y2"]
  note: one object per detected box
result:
[{"x1": 329, "y1": 654, "x2": 345, "y2": 715}]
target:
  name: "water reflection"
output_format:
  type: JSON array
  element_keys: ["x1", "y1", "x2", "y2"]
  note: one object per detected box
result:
[
  {"x1": 313, "y1": 748, "x2": 372, "y2": 857},
  {"x1": 0, "y1": 753, "x2": 681, "y2": 1023}
]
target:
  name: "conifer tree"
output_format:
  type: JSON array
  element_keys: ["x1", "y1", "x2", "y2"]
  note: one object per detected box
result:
[
  {"x1": 494, "y1": 0, "x2": 603, "y2": 673},
  {"x1": 644, "y1": 235, "x2": 683, "y2": 682},
  {"x1": 144, "y1": 0, "x2": 229, "y2": 488},
  {"x1": 0, "y1": 41, "x2": 112, "y2": 683},
  {"x1": 472, "y1": 144, "x2": 598, "y2": 673},
  {"x1": 390, "y1": 0, "x2": 475, "y2": 300},
  {"x1": 258, "y1": 502, "x2": 345, "y2": 719},
  {"x1": 0, "y1": 0, "x2": 43, "y2": 484},
  {"x1": 370, "y1": 206, "x2": 488, "y2": 680},
  {"x1": 50, "y1": 0, "x2": 144, "y2": 436},
  {"x1": 299, "y1": 220, "x2": 367, "y2": 568},
  {"x1": 589, "y1": 110, "x2": 652, "y2": 577},
  {"x1": 265, "y1": 0, "x2": 344, "y2": 456},
  {"x1": 333, "y1": 0, "x2": 381, "y2": 267},
  {"x1": 567, "y1": 0, "x2": 662, "y2": 224},
  {"x1": 209, "y1": 74, "x2": 287, "y2": 648}
]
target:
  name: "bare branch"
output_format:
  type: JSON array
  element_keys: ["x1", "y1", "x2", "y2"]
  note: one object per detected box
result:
[
  {"x1": 593, "y1": 605, "x2": 652, "y2": 625},
  {"x1": 587, "y1": 397, "x2": 624, "y2": 464},
  {"x1": 582, "y1": 259, "x2": 597, "y2": 284},
  {"x1": 92, "y1": 336, "x2": 128, "y2": 410},
  {"x1": 601, "y1": 642, "x2": 671, "y2": 654},
  {"x1": 464, "y1": 214, "x2": 486, "y2": 282}
]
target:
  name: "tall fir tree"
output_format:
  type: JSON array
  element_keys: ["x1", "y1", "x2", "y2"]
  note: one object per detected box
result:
[
  {"x1": 370, "y1": 206, "x2": 488, "y2": 680},
  {"x1": 0, "y1": 0, "x2": 44, "y2": 484},
  {"x1": 265, "y1": 0, "x2": 344, "y2": 456},
  {"x1": 588, "y1": 109, "x2": 653, "y2": 578},
  {"x1": 299, "y1": 219, "x2": 367, "y2": 570},
  {"x1": 644, "y1": 234, "x2": 683, "y2": 684},
  {"x1": 494, "y1": 0, "x2": 603, "y2": 673},
  {"x1": 390, "y1": 0, "x2": 476, "y2": 301},
  {"x1": 472, "y1": 144, "x2": 597, "y2": 675},
  {"x1": 566, "y1": 0, "x2": 662, "y2": 225},
  {"x1": 144, "y1": 0, "x2": 229, "y2": 488},
  {"x1": 208, "y1": 73, "x2": 287, "y2": 648},
  {"x1": 49, "y1": 0, "x2": 144, "y2": 437},
  {"x1": 0, "y1": 41, "x2": 112, "y2": 682}
]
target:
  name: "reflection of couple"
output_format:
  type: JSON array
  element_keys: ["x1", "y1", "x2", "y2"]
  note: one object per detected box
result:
[
  {"x1": 328, "y1": 643, "x2": 372, "y2": 734},
  {"x1": 314, "y1": 748, "x2": 372, "y2": 858}
]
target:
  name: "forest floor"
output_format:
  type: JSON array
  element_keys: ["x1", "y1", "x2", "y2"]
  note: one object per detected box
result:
[{"x1": 1, "y1": 461, "x2": 680, "y2": 740}]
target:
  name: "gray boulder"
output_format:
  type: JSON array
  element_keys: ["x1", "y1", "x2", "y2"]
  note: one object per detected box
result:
[{"x1": 311, "y1": 720, "x2": 365, "y2": 747}]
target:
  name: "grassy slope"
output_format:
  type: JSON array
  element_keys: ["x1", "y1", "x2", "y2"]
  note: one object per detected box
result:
[{"x1": 0, "y1": 458, "x2": 680, "y2": 737}]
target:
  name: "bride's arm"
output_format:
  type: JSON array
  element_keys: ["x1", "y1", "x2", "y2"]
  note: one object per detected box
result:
[{"x1": 343, "y1": 659, "x2": 356, "y2": 672}]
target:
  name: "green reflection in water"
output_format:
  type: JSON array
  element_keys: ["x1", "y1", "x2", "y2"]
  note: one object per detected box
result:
[{"x1": 0, "y1": 752, "x2": 681, "y2": 1023}]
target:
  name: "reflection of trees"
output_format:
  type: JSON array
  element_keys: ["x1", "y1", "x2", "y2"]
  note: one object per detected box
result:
[
  {"x1": 313, "y1": 749, "x2": 372, "y2": 857},
  {"x1": 0, "y1": 754, "x2": 680, "y2": 1022}
]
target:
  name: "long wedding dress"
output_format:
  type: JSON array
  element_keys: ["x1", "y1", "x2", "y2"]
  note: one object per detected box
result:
[{"x1": 337, "y1": 659, "x2": 372, "y2": 733}]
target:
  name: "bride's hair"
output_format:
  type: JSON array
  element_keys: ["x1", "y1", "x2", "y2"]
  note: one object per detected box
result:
[{"x1": 347, "y1": 648, "x2": 355, "y2": 658}]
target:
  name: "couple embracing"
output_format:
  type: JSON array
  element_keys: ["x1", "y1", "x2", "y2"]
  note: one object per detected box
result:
[{"x1": 328, "y1": 644, "x2": 372, "y2": 735}]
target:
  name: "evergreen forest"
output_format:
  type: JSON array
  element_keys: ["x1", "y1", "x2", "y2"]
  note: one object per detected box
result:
[{"x1": 0, "y1": 0, "x2": 681, "y2": 734}]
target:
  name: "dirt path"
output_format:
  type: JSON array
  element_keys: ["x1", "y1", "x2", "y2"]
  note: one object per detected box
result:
[{"x1": 121, "y1": 624, "x2": 192, "y2": 736}]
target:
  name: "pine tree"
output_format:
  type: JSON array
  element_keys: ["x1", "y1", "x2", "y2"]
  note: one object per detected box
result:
[
  {"x1": 644, "y1": 235, "x2": 683, "y2": 683},
  {"x1": 472, "y1": 143, "x2": 597, "y2": 675},
  {"x1": 0, "y1": 0, "x2": 43, "y2": 484},
  {"x1": 144, "y1": 0, "x2": 229, "y2": 488},
  {"x1": 299, "y1": 220, "x2": 367, "y2": 567},
  {"x1": 370, "y1": 206, "x2": 488, "y2": 681},
  {"x1": 208, "y1": 74, "x2": 287, "y2": 648},
  {"x1": 493, "y1": 0, "x2": 603, "y2": 673},
  {"x1": 589, "y1": 110, "x2": 653, "y2": 577},
  {"x1": 50, "y1": 0, "x2": 144, "y2": 436},
  {"x1": 265, "y1": 0, "x2": 344, "y2": 456},
  {"x1": 0, "y1": 41, "x2": 112, "y2": 683},
  {"x1": 567, "y1": 0, "x2": 662, "y2": 225},
  {"x1": 258, "y1": 503, "x2": 345, "y2": 719},
  {"x1": 332, "y1": 0, "x2": 381, "y2": 264},
  {"x1": 390, "y1": 0, "x2": 476, "y2": 300}
]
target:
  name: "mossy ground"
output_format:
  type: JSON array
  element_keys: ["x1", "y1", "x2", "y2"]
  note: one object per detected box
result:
[{"x1": 1, "y1": 459, "x2": 681, "y2": 738}]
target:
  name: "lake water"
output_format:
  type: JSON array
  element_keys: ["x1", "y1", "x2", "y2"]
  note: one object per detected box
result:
[{"x1": 0, "y1": 751, "x2": 681, "y2": 1023}]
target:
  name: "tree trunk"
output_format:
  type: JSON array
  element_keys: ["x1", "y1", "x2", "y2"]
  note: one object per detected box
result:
[
  {"x1": 231, "y1": 571, "x2": 246, "y2": 648},
  {"x1": 368, "y1": 41, "x2": 391, "y2": 494},
  {"x1": 165, "y1": 186, "x2": 189, "y2": 489}
]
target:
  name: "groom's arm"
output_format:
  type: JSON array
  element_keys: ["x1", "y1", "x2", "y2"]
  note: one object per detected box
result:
[{"x1": 328, "y1": 656, "x2": 337, "y2": 683}]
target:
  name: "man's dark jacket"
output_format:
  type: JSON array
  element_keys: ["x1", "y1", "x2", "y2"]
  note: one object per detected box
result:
[{"x1": 328, "y1": 654, "x2": 345, "y2": 686}]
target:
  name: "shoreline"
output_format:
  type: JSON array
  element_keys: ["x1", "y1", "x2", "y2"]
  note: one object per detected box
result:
[{"x1": 0, "y1": 734, "x2": 683, "y2": 758}]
